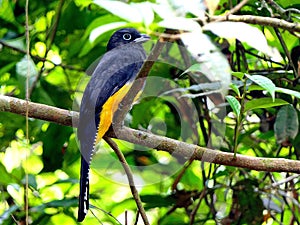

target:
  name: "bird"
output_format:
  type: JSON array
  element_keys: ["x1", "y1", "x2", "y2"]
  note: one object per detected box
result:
[{"x1": 77, "y1": 28, "x2": 150, "y2": 222}]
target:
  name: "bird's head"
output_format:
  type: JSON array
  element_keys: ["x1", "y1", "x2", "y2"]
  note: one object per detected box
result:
[{"x1": 107, "y1": 28, "x2": 150, "y2": 51}]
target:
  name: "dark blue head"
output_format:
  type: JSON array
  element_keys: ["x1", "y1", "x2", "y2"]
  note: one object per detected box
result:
[{"x1": 107, "y1": 28, "x2": 150, "y2": 51}]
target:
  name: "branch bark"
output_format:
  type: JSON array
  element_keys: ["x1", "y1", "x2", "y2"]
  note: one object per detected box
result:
[
  {"x1": 206, "y1": 15, "x2": 300, "y2": 33},
  {"x1": 1, "y1": 95, "x2": 300, "y2": 174}
]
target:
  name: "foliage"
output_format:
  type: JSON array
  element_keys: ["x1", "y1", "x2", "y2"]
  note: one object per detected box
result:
[{"x1": 0, "y1": 0, "x2": 300, "y2": 224}]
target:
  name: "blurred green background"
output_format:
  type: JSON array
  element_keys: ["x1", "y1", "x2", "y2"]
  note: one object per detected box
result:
[{"x1": 0, "y1": 0, "x2": 300, "y2": 224}]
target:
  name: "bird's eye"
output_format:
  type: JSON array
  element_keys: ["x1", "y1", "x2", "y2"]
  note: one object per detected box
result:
[{"x1": 123, "y1": 33, "x2": 132, "y2": 41}]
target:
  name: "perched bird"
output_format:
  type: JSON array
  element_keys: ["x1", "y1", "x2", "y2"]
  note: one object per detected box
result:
[{"x1": 77, "y1": 28, "x2": 150, "y2": 222}]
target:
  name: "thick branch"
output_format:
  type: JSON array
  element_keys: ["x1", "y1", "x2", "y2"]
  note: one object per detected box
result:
[
  {"x1": 1, "y1": 95, "x2": 300, "y2": 174},
  {"x1": 207, "y1": 15, "x2": 300, "y2": 33},
  {"x1": 0, "y1": 95, "x2": 76, "y2": 127},
  {"x1": 112, "y1": 127, "x2": 300, "y2": 173}
]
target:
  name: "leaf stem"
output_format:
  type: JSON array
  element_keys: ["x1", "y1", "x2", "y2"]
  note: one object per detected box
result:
[{"x1": 233, "y1": 76, "x2": 247, "y2": 158}]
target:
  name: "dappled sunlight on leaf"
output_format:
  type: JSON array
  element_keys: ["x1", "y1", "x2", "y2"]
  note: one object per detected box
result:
[
  {"x1": 89, "y1": 22, "x2": 127, "y2": 43},
  {"x1": 204, "y1": 22, "x2": 283, "y2": 61}
]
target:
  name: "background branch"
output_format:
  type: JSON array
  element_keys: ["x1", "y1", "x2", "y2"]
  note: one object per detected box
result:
[
  {"x1": 1, "y1": 95, "x2": 300, "y2": 174},
  {"x1": 113, "y1": 35, "x2": 170, "y2": 127},
  {"x1": 104, "y1": 137, "x2": 150, "y2": 225},
  {"x1": 206, "y1": 14, "x2": 300, "y2": 33}
]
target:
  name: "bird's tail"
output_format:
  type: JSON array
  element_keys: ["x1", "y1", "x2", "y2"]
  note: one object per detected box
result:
[{"x1": 78, "y1": 156, "x2": 90, "y2": 222}]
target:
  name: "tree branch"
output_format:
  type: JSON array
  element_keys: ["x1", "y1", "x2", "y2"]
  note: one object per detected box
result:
[
  {"x1": 0, "y1": 95, "x2": 76, "y2": 127},
  {"x1": 113, "y1": 35, "x2": 169, "y2": 127},
  {"x1": 1, "y1": 95, "x2": 300, "y2": 173},
  {"x1": 103, "y1": 137, "x2": 150, "y2": 225},
  {"x1": 206, "y1": 14, "x2": 300, "y2": 33}
]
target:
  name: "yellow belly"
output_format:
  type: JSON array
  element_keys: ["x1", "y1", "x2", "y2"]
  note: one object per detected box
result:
[{"x1": 95, "y1": 82, "x2": 133, "y2": 144}]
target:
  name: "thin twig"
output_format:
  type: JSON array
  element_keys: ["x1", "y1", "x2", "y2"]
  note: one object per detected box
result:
[
  {"x1": 226, "y1": 0, "x2": 249, "y2": 15},
  {"x1": 244, "y1": 48, "x2": 286, "y2": 67},
  {"x1": 189, "y1": 188, "x2": 206, "y2": 225},
  {"x1": 269, "y1": 174, "x2": 300, "y2": 188},
  {"x1": 171, "y1": 158, "x2": 195, "y2": 191},
  {"x1": 90, "y1": 209, "x2": 104, "y2": 225},
  {"x1": 24, "y1": 0, "x2": 30, "y2": 224},
  {"x1": 273, "y1": 27, "x2": 298, "y2": 78},
  {"x1": 103, "y1": 137, "x2": 150, "y2": 225},
  {"x1": 133, "y1": 211, "x2": 140, "y2": 225},
  {"x1": 29, "y1": 0, "x2": 65, "y2": 96},
  {"x1": 46, "y1": 0, "x2": 64, "y2": 49},
  {"x1": 0, "y1": 40, "x2": 84, "y2": 72}
]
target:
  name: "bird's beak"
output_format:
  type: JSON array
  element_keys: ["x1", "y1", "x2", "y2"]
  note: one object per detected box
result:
[{"x1": 134, "y1": 34, "x2": 150, "y2": 43}]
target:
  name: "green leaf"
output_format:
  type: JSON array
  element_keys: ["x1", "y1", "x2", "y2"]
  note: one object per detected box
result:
[
  {"x1": 230, "y1": 83, "x2": 241, "y2": 97},
  {"x1": 203, "y1": 22, "x2": 282, "y2": 59},
  {"x1": 180, "y1": 31, "x2": 231, "y2": 94},
  {"x1": 275, "y1": 87, "x2": 300, "y2": 99},
  {"x1": 226, "y1": 95, "x2": 241, "y2": 117},
  {"x1": 30, "y1": 198, "x2": 78, "y2": 212},
  {"x1": 141, "y1": 194, "x2": 175, "y2": 209},
  {"x1": 21, "y1": 174, "x2": 38, "y2": 189},
  {"x1": 245, "y1": 74, "x2": 276, "y2": 101},
  {"x1": 16, "y1": 56, "x2": 38, "y2": 77},
  {"x1": 94, "y1": 0, "x2": 144, "y2": 23},
  {"x1": 0, "y1": 205, "x2": 19, "y2": 223},
  {"x1": 180, "y1": 63, "x2": 202, "y2": 76},
  {"x1": 274, "y1": 105, "x2": 299, "y2": 143},
  {"x1": 0, "y1": 0, "x2": 15, "y2": 23},
  {"x1": 0, "y1": 162, "x2": 14, "y2": 185},
  {"x1": 244, "y1": 98, "x2": 289, "y2": 112},
  {"x1": 0, "y1": 62, "x2": 16, "y2": 76},
  {"x1": 276, "y1": 0, "x2": 300, "y2": 8},
  {"x1": 232, "y1": 72, "x2": 245, "y2": 79},
  {"x1": 131, "y1": 2, "x2": 154, "y2": 26},
  {"x1": 247, "y1": 84, "x2": 264, "y2": 92},
  {"x1": 89, "y1": 22, "x2": 127, "y2": 43}
]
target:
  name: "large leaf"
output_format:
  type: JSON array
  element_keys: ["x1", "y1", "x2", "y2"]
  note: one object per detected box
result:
[
  {"x1": 203, "y1": 22, "x2": 282, "y2": 60},
  {"x1": 89, "y1": 22, "x2": 127, "y2": 43},
  {"x1": 244, "y1": 98, "x2": 288, "y2": 112},
  {"x1": 274, "y1": 105, "x2": 299, "y2": 143},
  {"x1": 180, "y1": 31, "x2": 231, "y2": 95},
  {"x1": 131, "y1": 1, "x2": 154, "y2": 26},
  {"x1": 152, "y1": 0, "x2": 205, "y2": 19},
  {"x1": 93, "y1": 0, "x2": 144, "y2": 23},
  {"x1": 246, "y1": 74, "x2": 276, "y2": 101},
  {"x1": 276, "y1": 87, "x2": 300, "y2": 99}
]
